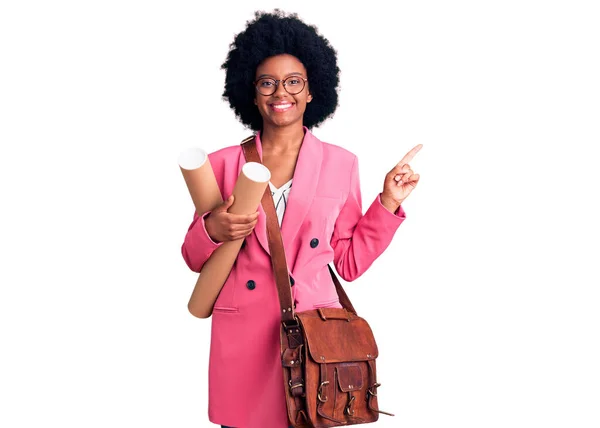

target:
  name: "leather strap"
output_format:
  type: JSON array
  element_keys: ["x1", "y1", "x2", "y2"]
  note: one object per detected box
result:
[
  {"x1": 241, "y1": 138, "x2": 296, "y2": 323},
  {"x1": 367, "y1": 359, "x2": 394, "y2": 416},
  {"x1": 329, "y1": 265, "x2": 357, "y2": 315},
  {"x1": 241, "y1": 136, "x2": 358, "y2": 319}
]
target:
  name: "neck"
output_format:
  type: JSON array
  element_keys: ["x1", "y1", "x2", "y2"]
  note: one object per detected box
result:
[{"x1": 260, "y1": 123, "x2": 306, "y2": 154}]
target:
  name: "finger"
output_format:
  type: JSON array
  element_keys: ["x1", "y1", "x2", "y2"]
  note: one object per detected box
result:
[
  {"x1": 234, "y1": 225, "x2": 256, "y2": 239},
  {"x1": 396, "y1": 175, "x2": 409, "y2": 185},
  {"x1": 228, "y1": 212, "x2": 259, "y2": 224},
  {"x1": 398, "y1": 173, "x2": 414, "y2": 184},
  {"x1": 233, "y1": 217, "x2": 260, "y2": 233},
  {"x1": 396, "y1": 144, "x2": 423, "y2": 167},
  {"x1": 218, "y1": 195, "x2": 234, "y2": 211},
  {"x1": 227, "y1": 222, "x2": 253, "y2": 234},
  {"x1": 394, "y1": 168, "x2": 413, "y2": 182},
  {"x1": 231, "y1": 231, "x2": 250, "y2": 240},
  {"x1": 392, "y1": 163, "x2": 412, "y2": 175},
  {"x1": 403, "y1": 173, "x2": 420, "y2": 185},
  {"x1": 228, "y1": 234, "x2": 246, "y2": 242}
]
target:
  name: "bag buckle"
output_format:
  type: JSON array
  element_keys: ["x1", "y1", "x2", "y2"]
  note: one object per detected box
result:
[
  {"x1": 367, "y1": 382, "x2": 381, "y2": 397},
  {"x1": 344, "y1": 394, "x2": 356, "y2": 415},
  {"x1": 288, "y1": 379, "x2": 304, "y2": 392},
  {"x1": 282, "y1": 318, "x2": 300, "y2": 331},
  {"x1": 317, "y1": 381, "x2": 330, "y2": 403}
]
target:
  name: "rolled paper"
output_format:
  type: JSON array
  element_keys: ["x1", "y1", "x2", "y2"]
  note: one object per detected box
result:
[
  {"x1": 188, "y1": 162, "x2": 271, "y2": 318},
  {"x1": 178, "y1": 148, "x2": 223, "y2": 216}
]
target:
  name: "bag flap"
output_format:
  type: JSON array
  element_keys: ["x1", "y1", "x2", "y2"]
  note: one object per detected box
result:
[
  {"x1": 336, "y1": 363, "x2": 364, "y2": 392},
  {"x1": 296, "y1": 309, "x2": 378, "y2": 363}
]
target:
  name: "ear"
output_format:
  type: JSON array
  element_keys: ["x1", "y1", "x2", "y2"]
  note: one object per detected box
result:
[
  {"x1": 307, "y1": 93, "x2": 313, "y2": 103},
  {"x1": 254, "y1": 98, "x2": 257, "y2": 105}
]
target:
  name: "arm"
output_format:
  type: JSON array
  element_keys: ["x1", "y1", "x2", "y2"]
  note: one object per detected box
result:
[
  {"x1": 331, "y1": 156, "x2": 406, "y2": 281},
  {"x1": 181, "y1": 210, "x2": 223, "y2": 273}
]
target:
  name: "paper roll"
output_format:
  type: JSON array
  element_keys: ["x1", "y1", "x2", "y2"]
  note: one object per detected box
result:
[
  {"x1": 178, "y1": 148, "x2": 223, "y2": 216},
  {"x1": 187, "y1": 162, "x2": 271, "y2": 318}
]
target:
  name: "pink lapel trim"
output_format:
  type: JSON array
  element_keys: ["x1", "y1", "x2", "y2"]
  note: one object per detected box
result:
[
  {"x1": 280, "y1": 128, "x2": 322, "y2": 256},
  {"x1": 241, "y1": 127, "x2": 322, "y2": 257}
]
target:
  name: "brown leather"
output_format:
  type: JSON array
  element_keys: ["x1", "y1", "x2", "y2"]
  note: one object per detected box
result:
[
  {"x1": 242, "y1": 136, "x2": 393, "y2": 427},
  {"x1": 242, "y1": 139, "x2": 296, "y2": 323},
  {"x1": 241, "y1": 139, "x2": 356, "y2": 318}
]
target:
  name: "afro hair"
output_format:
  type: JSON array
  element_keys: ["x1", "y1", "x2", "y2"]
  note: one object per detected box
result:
[{"x1": 221, "y1": 9, "x2": 340, "y2": 131}]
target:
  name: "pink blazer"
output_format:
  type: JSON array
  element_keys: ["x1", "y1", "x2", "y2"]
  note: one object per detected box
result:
[{"x1": 181, "y1": 127, "x2": 406, "y2": 428}]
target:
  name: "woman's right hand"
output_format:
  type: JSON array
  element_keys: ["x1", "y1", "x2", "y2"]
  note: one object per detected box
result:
[{"x1": 205, "y1": 195, "x2": 259, "y2": 243}]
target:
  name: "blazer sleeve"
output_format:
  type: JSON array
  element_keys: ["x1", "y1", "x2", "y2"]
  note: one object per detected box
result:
[
  {"x1": 331, "y1": 155, "x2": 406, "y2": 281},
  {"x1": 181, "y1": 210, "x2": 223, "y2": 273}
]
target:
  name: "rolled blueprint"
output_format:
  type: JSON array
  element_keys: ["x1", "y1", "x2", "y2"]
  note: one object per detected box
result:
[
  {"x1": 178, "y1": 148, "x2": 223, "y2": 216},
  {"x1": 187, "y1": 162, "x2": 271, "y2": 318}
]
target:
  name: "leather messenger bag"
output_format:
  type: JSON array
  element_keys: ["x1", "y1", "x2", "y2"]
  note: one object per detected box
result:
[{"x1": 242, "y1": 138, "x2": 394, "y2": 427}]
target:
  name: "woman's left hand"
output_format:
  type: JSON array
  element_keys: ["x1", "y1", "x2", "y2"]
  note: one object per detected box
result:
[{"x1": 381, "y1": 144, "x2": 423, "y2": 210}]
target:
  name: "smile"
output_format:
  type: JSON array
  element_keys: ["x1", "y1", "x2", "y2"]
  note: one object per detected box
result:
[{"x1": 269, "y1": 102, "x2": 294, "y2": 112}]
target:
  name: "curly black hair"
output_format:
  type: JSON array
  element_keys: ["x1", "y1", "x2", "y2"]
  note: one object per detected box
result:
[{"x1": 221, "y1": 10, "x2": 340, "y2": 131}]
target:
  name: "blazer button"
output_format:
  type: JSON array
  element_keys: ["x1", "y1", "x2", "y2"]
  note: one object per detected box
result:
[
  {"x1": 310, "y1": 238, "x2": 319, "y2": 248},
  {"x1": 290, "y1": 276, "x2": 295, "y2": 286},
  {"x1": 246, "y1": 280, "x2": 256, "y2": 290}
]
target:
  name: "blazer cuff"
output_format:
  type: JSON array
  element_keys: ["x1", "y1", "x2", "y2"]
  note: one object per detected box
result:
[
  {"x1": 375, "y1": 193, "x2": 407, "y2": 220},
  {"x1": 189, "y1": 210, "x2": 223, "y2": 248}
]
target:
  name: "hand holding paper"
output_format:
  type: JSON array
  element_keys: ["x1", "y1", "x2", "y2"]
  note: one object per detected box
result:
[
  {"x1": 179, "y1": 151, "x2": 270, "y2": 318},
  {"x1": 205, "y1": 195, "x2": 260, "y2": 243}
]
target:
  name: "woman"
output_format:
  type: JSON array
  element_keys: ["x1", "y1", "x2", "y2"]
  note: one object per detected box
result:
[{"x1": 181, "y1": 10, "x2": 421, "y2": 428}]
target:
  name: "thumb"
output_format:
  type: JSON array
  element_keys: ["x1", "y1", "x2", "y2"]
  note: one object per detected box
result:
[{"x1": 222, "y1": 194, "x2": 234, "y2": 209}]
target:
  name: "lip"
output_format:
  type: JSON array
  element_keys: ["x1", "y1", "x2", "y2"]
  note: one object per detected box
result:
[{"x1": 269, "y1": 102, "x2": 294, "y2": 112}]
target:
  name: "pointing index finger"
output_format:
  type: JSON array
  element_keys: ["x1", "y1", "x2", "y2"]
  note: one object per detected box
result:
[{"x1": 397, "y1": 144, "x2": 423, "y2": 167}]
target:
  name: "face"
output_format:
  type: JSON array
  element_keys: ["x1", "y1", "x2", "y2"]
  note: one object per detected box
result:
[{"x1": 254, "y1": 54, "x2": 312, "y2": 129}]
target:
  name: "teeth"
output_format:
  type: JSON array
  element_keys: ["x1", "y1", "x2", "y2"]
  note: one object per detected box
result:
[{"x1": 272, "y1": 104, "x2": 292, "y2": 109}]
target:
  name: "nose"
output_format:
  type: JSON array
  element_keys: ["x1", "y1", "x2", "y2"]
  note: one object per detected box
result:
[{"x1": 273, "y1": 80, "x2": 288, "y2": 97}]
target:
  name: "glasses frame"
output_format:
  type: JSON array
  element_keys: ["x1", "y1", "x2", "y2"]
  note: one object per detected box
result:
[{"x1": 253, "y1": 76, "x2": 308, "y2": 96}]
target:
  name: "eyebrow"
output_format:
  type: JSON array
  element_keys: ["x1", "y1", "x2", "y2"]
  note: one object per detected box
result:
[{"x1": 256, "y1": 72, "x2": 305, "y2": 79}]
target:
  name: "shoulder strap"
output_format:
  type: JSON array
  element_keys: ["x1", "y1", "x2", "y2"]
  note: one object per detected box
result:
[{"x1": 241, "y1": 136, "x2": 357, "y2": 322}]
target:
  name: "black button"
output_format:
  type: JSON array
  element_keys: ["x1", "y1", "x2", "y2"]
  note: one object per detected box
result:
[
  {"x1": 246, "y1": 280, "x2": 256, "y2": 290},
  {"x1": 310, "y1": 238, "x2": 319, "y2": 248},
  {"x1": 290, "y1": 276, "x2": 295, "y2": 286}
]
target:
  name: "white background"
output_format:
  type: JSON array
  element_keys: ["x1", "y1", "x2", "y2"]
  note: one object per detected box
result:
[{"x1": 1, "y1": 0, "x2": 599, "y2": 427}]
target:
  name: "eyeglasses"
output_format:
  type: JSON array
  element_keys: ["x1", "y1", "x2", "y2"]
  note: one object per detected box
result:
[{"x1": 254, "y1": 76, "x2": 308, "y2": 96}]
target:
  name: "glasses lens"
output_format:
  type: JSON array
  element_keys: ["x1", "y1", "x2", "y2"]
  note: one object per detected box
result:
[
  {"x1": 283, "y1": 76, "x2": 305, "y2": 94},
  {"x1": 256, "y1": 78, "x2": 276, "y2": 95}
]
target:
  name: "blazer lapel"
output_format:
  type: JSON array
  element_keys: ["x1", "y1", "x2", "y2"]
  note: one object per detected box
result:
[
  {"x1": 242, "y1": 128, "x2": 322, "y2": 257},
  {"x1": 280, "y1": 128, "x2": 322, "y2": 255}
]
